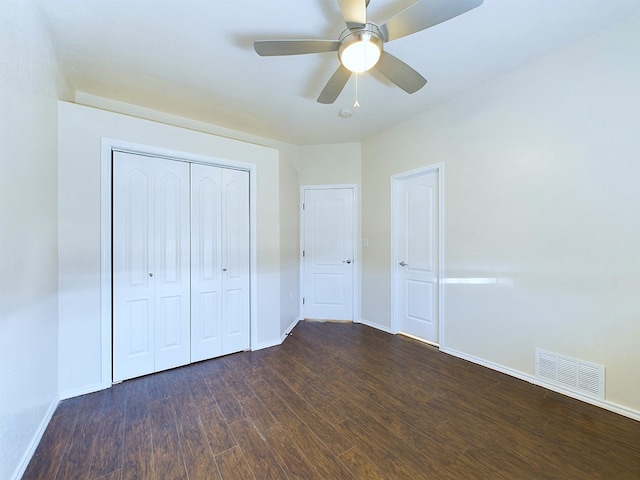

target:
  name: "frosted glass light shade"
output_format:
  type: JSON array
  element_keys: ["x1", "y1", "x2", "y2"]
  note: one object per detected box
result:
[
  {"x1": 338, "y1": 27, "x2": 383, "y2": 73},
  {"x1": 340, "y1": 39, "x2": 381, "y2": 73}
]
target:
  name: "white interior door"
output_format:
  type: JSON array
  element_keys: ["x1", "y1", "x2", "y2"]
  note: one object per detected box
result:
[
  {"x1": 191, "y1": 164, "x2": 223, "y2": 361},
  {"x1": 113, "y1": 152, "x2": 190, "y2": 381},
  {"x1": 113, "y1": 152, "x2": 154, "y2": 381},
  {"x1": 394, "y1": 170, "x2": 439, "y2": 344},
  {"x1": 152, "y1": 158, "x2": 191, "y2": 372},
  {"x1": 191, "y1": 165, "x2": 249, "y2": 361},
  {"x1": 303, "y1": 188, "x2": 355, "y2": 321},
  {"x1": 220, "y1": 168, "x2": 250, "y2": 354}
]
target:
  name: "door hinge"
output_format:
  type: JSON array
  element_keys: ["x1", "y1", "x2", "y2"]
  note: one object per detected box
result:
[
  {"x1": 302, "y1": 250, "x2": 305, "y2": 257},
  {"x1": 302, "y1": 297, "x2": 305, "y2": 305},
  {"x1": 302, "y1": 202, "x2": 305, "y2": 210}
]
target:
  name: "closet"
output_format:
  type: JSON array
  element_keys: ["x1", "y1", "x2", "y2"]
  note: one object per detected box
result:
[{"x1": 112, "y1": 151, "x2": 249, "y2": 382}]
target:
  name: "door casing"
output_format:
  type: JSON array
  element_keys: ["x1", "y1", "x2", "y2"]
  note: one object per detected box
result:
[
  {"x1": 100, "y1": 138, "x2": 258, "y2": 388},
  {"x1": 390, "y1": 164, "x2": 445, "y2": 346}
]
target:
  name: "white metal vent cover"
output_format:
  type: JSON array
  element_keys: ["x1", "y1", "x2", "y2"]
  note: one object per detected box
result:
[{"x1": 535, "y1": 348, "x2": 605, "y2": 400}]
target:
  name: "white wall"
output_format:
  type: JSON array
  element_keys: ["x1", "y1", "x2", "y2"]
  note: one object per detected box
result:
[
  {"x1": 0, "y1": 1, "x2": 70, "y2": 478},
  {"x1": 361, "y1": 17, "x2": 640, "y2": 413},
  {"x1": 279, "y1": 146, "x2": 302, "y2": 334},
  {"x1": 296, "y1": 143, "x2": 362, "y2": 186},
  {"x1": 57, "y1": 102, "x2": 284, "y2": 396}
]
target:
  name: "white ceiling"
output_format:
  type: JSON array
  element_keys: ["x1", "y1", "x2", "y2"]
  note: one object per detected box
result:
[{"x1": 41, "y1": 0, "x2": 639, "y2": 145}]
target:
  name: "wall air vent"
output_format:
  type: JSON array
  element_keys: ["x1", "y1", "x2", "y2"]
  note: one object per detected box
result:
[{"x1": 535, "y1": 348, "x2": 605, "y2": 400}]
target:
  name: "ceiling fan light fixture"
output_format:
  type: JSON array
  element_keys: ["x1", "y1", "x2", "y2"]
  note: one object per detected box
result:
[{"x1": 338, "y1": 25, "x2": 383, "y2": 73}]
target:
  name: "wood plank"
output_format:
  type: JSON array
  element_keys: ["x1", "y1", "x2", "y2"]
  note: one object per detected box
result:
[
  {"x1": 171, "y1": 395, "x2": 221, "y2": 480},
  {"x1": 148, "y1": 398, "x2": 188, "y2": 479},
  {"x1": 336, "y1": 418, "x2": 428, "y2": 480},
  {"x1": 240, "y1": 394, "x2": 278, "y2": 434},
  {"x1": 258, "y1": 365, "x2": 353, "y2": 455},
  {"x1": 263, "y1": 425, "x2": 323, "y2": 480},
  {"x1": 228, "y1": 419, "x2": 286, "y2": 480},
  {"x1": 218, "y1": 360, "x2": 257, "y2": 404},
  {"x1": 219, "y1": 352, "x2": 264, "y2": 385},
  {"x1": 121, "y1": 400, "x2": 154, "y2": 480},
  {"x1": 206, "y1": 375, "x2": 245, "y2": 424},
  {"x1": 215, "y1": 446, "x2": 255, "y2": 480},
  {"x1": 88, "y1": 390, "x2": 126, "y2": 478},
  {"x1": 93, "y1": 470, "x2": 123, "y2": 480},
  {"x1": 258, "y1": 356, "x2": 349, "y2": 426},
  {"x1": 335, "y1": 416, "x2": 441, "y2": 480},
  {"x1": 248, "y1": 378, "x2": 303, "y2": 427},
  {"x1": 281, "y1": 420, "x2": 358, "y2": 480},
  {"x1": 338, "y1": 446, "x2": 391, "y2": 480},
  {"x1": 194, "y1": 395, "x2": 237, "y2": 455}
]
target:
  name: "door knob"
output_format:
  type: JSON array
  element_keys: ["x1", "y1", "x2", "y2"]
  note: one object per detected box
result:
[
  {"x1": 149, "y1": 273, "x2": 154, "y2": 277},
  {"x1": 222, "y1": 268, "x2": 227, "y2": 272},
  {"x1": 343, "y1": 259, "x2": 352, "y2": 264},
  {"x1": 399, "y1": 261, "x2": 408, "y2": 267}
]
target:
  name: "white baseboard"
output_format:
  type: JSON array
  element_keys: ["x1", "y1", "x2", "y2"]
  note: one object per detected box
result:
[
  {"x1": 441, "y1": 347, "x2": 640, "y2": 422},
  {"x1": 281, "y1": 318, "x2": 300, "y2": 342},
  {"x1": 59, "y1": 382, "x2": 109, "y2": 401},
  {"x1": 251, "y1": 340, "x2": 281, "y2": 351},
  {"x1": 253, "y1": 319, "x2": 302, "y2": 351},
  {"x1": 355, "y1": 317, "x2": 393, "y2": 334},
  {"x1": 12, "y1": 399, "x2": 59, "y2": 480}
]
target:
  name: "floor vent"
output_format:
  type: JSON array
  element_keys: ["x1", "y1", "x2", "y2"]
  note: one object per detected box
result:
[{"x1": 535, "y1": 348, "x2": 605, "y2": 400}]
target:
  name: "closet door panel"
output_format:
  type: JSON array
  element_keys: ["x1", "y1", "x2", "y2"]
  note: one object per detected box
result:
[
  {"x1": 113, "y1": 152, "x2": 155, "y2": 382},
  {"x1": 191, "y1": 164, "x2": 223, "y2": 361},
  {"x1": 114, "y1": 154, "x2": 250, "y2": 380},
  {"x1": 154, "y1": 158, "x2": 191, "y2": 372},
  {"x1": 221, "y1": 169, "x2": 250, "y2": 355}
]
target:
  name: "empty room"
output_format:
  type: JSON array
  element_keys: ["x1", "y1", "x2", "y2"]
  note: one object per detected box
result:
[{"x1": 1, "y1": 0, "x2": 639, "y2": 479}]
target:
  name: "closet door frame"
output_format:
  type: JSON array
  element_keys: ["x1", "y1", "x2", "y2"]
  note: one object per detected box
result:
[{"x1": 100, "y1": 138, "x2": 258, "y2": 386}]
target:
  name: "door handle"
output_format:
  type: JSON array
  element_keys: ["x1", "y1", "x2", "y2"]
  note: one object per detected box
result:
[
  {"x1": 399, "y1": 261, "x2": 408, "y2": 267},
  {"x1": 343, "y1": 259, "x2": 352, "y2": 264}
]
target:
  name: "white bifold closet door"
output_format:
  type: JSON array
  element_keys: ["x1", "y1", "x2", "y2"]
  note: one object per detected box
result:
[
  {"x1": 113, "y1": 151, "x2": 250, "y2": 382},
  {"x1": 191, "y1": 164, "x2": 250, "y2": 362},
  {"x1": 113, "y1": 152, "x2": 191, "y2": 381}
]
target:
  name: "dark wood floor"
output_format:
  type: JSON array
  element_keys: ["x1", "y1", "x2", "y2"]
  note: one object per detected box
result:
[{"x1": 24, "y1": 321, "x2": 639, "y2": 480}]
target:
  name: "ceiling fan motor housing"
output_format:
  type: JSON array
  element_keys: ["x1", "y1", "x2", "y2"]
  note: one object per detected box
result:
[{"x1": 338, "y1": 23, "x2": 384, "y2": 73}]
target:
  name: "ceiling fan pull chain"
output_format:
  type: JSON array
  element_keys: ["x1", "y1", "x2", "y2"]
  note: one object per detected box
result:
[{"x1": 354, "y1": 73, "x2": 360, "y2": 108}]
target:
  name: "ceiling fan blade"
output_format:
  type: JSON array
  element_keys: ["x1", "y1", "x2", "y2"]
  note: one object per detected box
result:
[
  {"x1": 380, "y1": 0, "x2": 483, "y2": 42},
  {"x1": 337, "y1": 0, "x2": 367, "y2": 28},
  {"x1": 317, "y1": 65, "x2": 352, "y2": 104},
  {"x1": 254, "y1": 40, "x2": 339, "y2": 56},
  {"x1": 375, "y1": 51, "x2": 427, "y2": 94}
]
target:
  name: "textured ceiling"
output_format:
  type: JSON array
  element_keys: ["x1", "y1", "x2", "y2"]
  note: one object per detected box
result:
[{"x1": 41, "y1": 0, "x2": 640, "y2": 145}]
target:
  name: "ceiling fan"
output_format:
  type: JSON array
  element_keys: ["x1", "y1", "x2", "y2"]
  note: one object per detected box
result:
[{"x1": 254, "y1": 0, "x2": 483, "y2": 104}]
